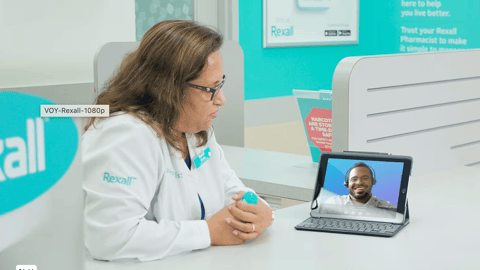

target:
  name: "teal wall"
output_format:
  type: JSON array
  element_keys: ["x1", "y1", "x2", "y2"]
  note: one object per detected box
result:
[
  {"x1": 239, "y1": 0, "x2": 480, "y2": 100},
  {"x1": 135, "y1": 0, "x2": 194, "y2": 41}
]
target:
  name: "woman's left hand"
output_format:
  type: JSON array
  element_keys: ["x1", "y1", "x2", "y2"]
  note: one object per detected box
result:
[{"x1": 225, "y1": 191, "x2": 274, "y2": 241}]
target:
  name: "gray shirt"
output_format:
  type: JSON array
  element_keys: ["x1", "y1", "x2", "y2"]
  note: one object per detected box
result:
[
  {"x1": 325, "y1": 194, "x2": 396, "y2": 210},
  {"x1": 320, "y1": 194, "x2": 397, "y2": 218}
]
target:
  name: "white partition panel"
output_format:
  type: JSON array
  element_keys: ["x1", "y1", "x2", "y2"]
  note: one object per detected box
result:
[
  {"x1": 0, "y1": 111, "x2": 84, "y2": 270},
  {"x1": 94, "y1": 42, "x2": 140, "y2": 96},
  {"x1": 332, "y1": 49, "x2": 480, "y2": 175}
]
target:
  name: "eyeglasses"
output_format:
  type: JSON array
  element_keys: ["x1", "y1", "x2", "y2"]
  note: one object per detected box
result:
[
  {"x1": 349, "y1": 176, "x2": 372, "y2": 183},
  {"x1": 184, "y1": 75, "x2": 226, "y2": 100}
]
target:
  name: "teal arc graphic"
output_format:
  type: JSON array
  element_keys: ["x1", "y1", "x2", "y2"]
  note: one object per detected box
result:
[{"x1": 0, "y1": 92, "x2": 78, "y2": 215}]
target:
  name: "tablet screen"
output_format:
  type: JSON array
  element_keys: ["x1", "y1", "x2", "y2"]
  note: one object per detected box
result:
[{"x1": 311, "y1": 153, "x2": 411, "y2": 223}]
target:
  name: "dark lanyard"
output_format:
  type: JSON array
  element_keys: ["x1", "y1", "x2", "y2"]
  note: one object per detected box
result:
[
  {"x1": 186, "y1": 155, "x2": 205, "y2": 220},
  {"x1": 198, "y1": 194, "x2": 205, "y2": 220}
]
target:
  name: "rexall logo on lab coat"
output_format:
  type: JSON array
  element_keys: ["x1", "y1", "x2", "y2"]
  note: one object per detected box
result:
[{"x1": 0, "y1": 92, "x2": 78, "y2": 215}]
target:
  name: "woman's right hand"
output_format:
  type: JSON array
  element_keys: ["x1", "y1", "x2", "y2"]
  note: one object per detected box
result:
[{"x1": 206, "y1": 204, "x2": 245, "y2": 246}]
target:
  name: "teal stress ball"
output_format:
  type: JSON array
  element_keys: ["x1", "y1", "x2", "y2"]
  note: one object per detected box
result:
[{"x1": 241, "y1": 191, "x2": 258, "y2": 204}]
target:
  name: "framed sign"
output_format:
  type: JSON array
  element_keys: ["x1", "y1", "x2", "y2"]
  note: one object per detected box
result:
[{"x1": 263, "y1": 0, "x2": 359, "y2": 48}]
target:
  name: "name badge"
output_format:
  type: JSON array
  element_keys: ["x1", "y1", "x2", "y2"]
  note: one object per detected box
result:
[{"x1": 194, "y1": 147, "x2": 212, "y2": 168}]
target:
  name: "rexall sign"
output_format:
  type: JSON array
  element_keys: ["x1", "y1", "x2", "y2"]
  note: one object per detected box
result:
[{"x1": 0, "y1": 92, "x2": 78, "y2": 215}]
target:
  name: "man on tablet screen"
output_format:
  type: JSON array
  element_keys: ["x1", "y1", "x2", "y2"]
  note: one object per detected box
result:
[{"x1": 324, "y1": 162, "x2": 396, "y2": 216}]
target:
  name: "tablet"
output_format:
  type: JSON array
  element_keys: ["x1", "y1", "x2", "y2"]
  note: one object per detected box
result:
[{"x1": 310, "y1": 151, "x2": 413, "y2": 224}]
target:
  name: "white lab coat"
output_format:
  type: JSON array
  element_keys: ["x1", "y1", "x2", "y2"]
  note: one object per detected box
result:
[{"x1": 82, "y1": 113, "x2": 262, "y2": 261}]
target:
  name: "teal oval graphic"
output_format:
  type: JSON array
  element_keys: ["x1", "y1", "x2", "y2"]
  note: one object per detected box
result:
[{"x1": 0, "y1": 92, "x2": 78, "y2": 215}]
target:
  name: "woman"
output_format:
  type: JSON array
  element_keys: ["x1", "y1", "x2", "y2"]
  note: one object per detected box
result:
[{"x1": 82, "y1": 20, "x2": 273, "y2": 262}]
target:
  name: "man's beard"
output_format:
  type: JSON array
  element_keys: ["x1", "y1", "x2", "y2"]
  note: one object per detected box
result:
[{"x1": 349, "y1": 185, "x2": 370, "y2": 200}]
